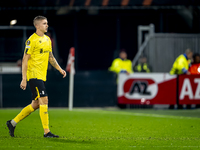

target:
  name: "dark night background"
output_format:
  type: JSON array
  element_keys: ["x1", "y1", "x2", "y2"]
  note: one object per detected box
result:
[
  {"x1": 1, "y1": 0, "x2": 200, "y2": 70},
  {"x1": 1, "y1": 0, "x2": 200, "y2": 107}
]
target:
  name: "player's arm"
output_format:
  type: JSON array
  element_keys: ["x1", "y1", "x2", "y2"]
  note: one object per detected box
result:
[
  {"x1": 49, "y1": 52, "x2": 66, "y2": 78},
  {"x1": 178, "y1": 60, "x2": 190, "y2": 75},
  {"x1": 109, "y1": 59, "x2": 121, "y2": 74},
  {"x1": 20, "y1": 53, "x2": 30, "y2": 90}
]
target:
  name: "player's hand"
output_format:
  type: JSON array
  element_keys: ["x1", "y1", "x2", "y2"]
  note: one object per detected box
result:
[
  {"x1": 60, "y1": 69, "x2": 67, "y2": 78},
  {"x1": 20, "y1": 79, "x2": 27, "y2": 90}
]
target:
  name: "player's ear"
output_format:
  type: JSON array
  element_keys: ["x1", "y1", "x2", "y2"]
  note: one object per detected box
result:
[
  {"x1": 34, "y1": 24, "x2": 38, "y2": 29},
  {"x1": 34, "y1": 20, "x2": 40, "y2": 28}
]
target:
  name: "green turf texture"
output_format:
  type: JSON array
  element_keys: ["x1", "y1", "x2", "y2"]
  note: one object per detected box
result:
[{"x1": 0, "y1": 108, "x2": 200, "y2": 149}]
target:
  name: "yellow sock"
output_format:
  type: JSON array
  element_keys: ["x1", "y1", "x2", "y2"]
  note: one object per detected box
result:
[
  {"x1": 39, "y1": 105, "x2": 49, "y2": 130},
  {"x1": 13, "y1": 104, "x2": 35, "y2": 123}
]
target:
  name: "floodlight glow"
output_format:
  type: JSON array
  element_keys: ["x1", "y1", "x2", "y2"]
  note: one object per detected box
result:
[
  {"x1": 10, "y1": 19, "x2": 17, "y2": 25},
  {"x1": 198, "y1": 67, "x2": 200, "y2": 73}
]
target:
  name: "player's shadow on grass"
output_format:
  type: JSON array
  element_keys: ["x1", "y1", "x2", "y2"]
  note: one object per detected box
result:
[{"x1": 47, "y1": 138, "x2": 94, "y2": 144}]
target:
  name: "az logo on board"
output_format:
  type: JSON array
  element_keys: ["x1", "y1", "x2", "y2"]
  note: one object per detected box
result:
[
  {"x1": 129, "y1": 81, "x2": 151, "y2": 95},
  {"x1": 123, "y1": 79, "x2": 158, "y2": 99},
  {"x1": 180, "y1": 78, "x2": 200, "y2": 100}
]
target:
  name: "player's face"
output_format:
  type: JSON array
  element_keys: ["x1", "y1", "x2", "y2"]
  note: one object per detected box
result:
[
  {"x1": 187, "y1": 52, "x2": 193, "y2": 59},
  {"x1": 195, "y1": 56, "x2": 200, "y2": 63},
  {"x1": 37, "y1": 19, "x2": 48, "y2": 33},
  {"x1": 120, "y1": 52, "x2": 127, "y2": 59},
  {"x1": 141, "y1": 57, "x2": 147, "y2": 63}
]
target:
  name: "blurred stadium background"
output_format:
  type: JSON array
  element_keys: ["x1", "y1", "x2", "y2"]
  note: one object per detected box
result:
[{"x1": 0, "y1": 0, "x2": 200, "y2": 108}]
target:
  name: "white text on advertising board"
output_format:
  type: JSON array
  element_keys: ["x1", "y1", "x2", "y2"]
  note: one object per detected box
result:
[{"x1": 180, "y1": 78, "x2": 200, "y2": 100}]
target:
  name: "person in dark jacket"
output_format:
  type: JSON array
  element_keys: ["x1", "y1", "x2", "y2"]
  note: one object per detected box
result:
[{"x1": 134, "y1": 56, "x2": 150, "y2": 73}]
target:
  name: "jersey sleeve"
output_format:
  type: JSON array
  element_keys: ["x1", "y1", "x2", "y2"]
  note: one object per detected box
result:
[
  {"x1": 24, "y1": 39, "x2": 35, "y2": 55},
  {"x1": 48, "y1": 36, "x2": 52, "y2": 52},
  {"x1": 109, "y1": 59, "x2": 121, "y2": 74},
  {"x1": 127, "y1": 60, "x2": 133, "y2": 73}
]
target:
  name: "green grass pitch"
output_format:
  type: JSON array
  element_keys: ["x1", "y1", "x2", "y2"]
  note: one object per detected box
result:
[{"x1": 0, "y1": 108, "x2": 200, "y2": 149}]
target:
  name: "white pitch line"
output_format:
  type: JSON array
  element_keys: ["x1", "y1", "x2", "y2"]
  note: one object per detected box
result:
[
  {"x1": 74, "y1": 109, "x2": 200, "y2": 120},
  {"x1": 130, "y1": 112, "x2": 200, "y2": 120},
  {"x1": 129, "y1": 146, "x2": 200, "y2": 148}
]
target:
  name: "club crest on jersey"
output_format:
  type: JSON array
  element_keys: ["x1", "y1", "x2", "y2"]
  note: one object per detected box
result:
[{"x1": 26, "y1": 40, "x2": 30, "y2": 45}]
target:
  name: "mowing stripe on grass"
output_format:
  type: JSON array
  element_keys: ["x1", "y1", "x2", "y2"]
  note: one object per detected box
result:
[
  {"x1": 74, "y1": 109, "x2": 200, "y2": 120},
  {"x1": 1, "y1": 145, "x2": 199, "y2": 148}
]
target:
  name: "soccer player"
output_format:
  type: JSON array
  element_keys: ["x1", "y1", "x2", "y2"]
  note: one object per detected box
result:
[{"x1": 6, "y1": 16, "x2": 66, "y2": 138}]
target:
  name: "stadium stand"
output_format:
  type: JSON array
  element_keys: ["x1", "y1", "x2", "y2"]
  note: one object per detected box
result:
[{"x1": 0, "y1": 0, "x2": 200, "y2": 7}]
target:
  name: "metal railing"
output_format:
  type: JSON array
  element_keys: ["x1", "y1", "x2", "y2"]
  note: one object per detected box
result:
[{"x1": 133, "y1": 24, "x2": 200, "y2": 72}]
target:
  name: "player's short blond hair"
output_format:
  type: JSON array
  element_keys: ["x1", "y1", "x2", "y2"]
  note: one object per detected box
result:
[{"x1": 33, "y1": 16, "x2": 47, "y2": 27}]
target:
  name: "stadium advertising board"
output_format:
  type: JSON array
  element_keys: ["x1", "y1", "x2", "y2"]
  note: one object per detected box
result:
[
  {"x1": 179, "y1": 75, "x2": 200, "y2": 104},
  {"x1": 118, "y1": 73, "x2": 177, "y2": 105}
]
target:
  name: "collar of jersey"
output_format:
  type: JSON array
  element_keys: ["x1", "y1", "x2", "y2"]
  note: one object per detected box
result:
[
  {"x1": 183, "y1": 53, "x2": 188, "y2": 60},
  {"x1": 34, "y1": 32, "x2": 45, "y2": 38}
]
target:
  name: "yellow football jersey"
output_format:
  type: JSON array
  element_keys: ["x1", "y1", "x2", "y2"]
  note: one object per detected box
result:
[
  {"x1": 24, "y1": 33, "x2": 52, "y2": 81},
  {"x1": 170, "y1": 54, "x2": 189, "y2": 75},
  {"x1": 109, "y1": 58, "x2": 133, "y2": 74}
]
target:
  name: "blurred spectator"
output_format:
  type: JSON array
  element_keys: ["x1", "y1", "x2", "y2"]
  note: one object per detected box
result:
[
  {"x1": 170, "y1": 49, "x2": 193, "y2": 75},
  {"x1": 109, "y1": 49, "x2": 133, "y2": 109},
  {"x1": 109, "y1": 49, "x2": 133, "y2": 75},
  {"x1": 134, "y1": 56, "x2": 150, "y2": 73},
  {"x1": 188, "y1": 53, "x2": 200, "y2": 74}
]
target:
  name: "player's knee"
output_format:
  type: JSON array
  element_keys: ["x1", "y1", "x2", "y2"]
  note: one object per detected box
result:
[
  {"x1": 31, "y1": 100, "x2": 39, "y2": 110},
  {"x1": 32, "y1": 104, "x2": 39, "y2": 110},
  {"x1": 39, "y1": 96, "x2": 48, "y2": 105}
]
